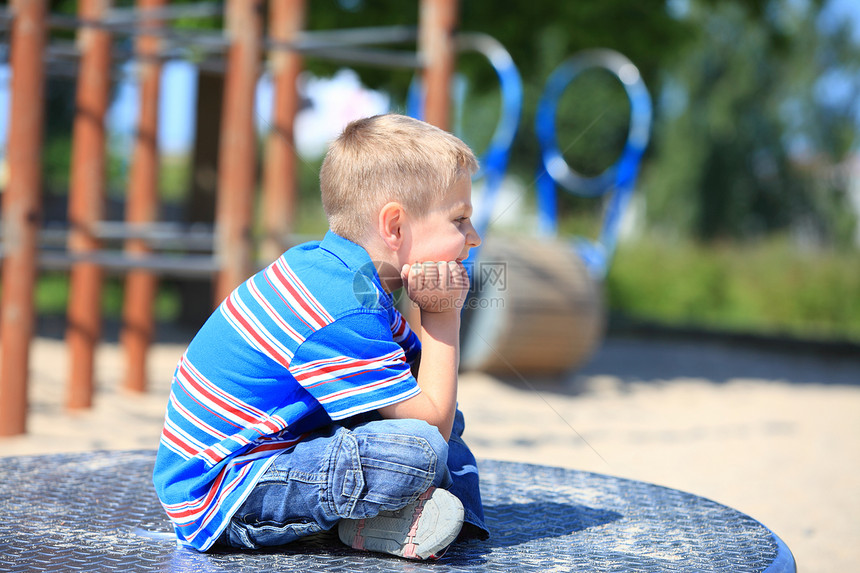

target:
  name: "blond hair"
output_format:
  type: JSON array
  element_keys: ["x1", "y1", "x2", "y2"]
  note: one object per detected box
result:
[{"x1": 320, "y1": 114, "x2": 479, "y2": 243}]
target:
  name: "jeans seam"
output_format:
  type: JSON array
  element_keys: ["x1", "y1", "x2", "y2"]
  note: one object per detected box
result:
[
  {"x1": 231, "y1": 521, "x2": 255, "y2": 549},
  {"x1": 360, "y1": 454, "x2": 436, "y2": 480},
  {"x1": 257, "y1": 469, "x2": 325, "y2": 485}
]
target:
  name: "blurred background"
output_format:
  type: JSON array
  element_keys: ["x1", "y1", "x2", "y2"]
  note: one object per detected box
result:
[
  {"x1": 1, "y1": 0, "x2": 858, "y2": 344},
  {"x1": 1, "y1": 2, "x2": 859, "y2": 571}
]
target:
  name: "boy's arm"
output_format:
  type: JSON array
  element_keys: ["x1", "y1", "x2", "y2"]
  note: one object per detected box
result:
[
  {"x1": 378, "y1": 262, "x2": 468, "y2": 441},
  {"x1": 379, "y1": 310, "x2": 459, "y2": 440}
]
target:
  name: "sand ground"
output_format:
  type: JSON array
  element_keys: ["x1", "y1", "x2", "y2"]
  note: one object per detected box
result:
[{"x1": 1, "y1": 333, "x2": 858, "y2": 572}]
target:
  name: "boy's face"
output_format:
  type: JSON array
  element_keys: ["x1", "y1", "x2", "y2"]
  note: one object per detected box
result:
[{"x1": 405, "y1": 176, "x2": 482, "y2": 265}]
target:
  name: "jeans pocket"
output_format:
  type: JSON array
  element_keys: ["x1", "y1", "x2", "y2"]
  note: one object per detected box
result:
[
  {"x1": 357, "y1": 433, "x2": 437, "y2": 507},
  {"x1": 325, "y1": 430, "x2": 366, "y2": 519},
  {"x1": 325, "y1": 423, "x2": 443, "y2": 520}
]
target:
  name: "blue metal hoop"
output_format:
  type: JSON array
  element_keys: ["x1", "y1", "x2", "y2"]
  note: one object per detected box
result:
[
  {"x1": 535, "y1": 49, "x2": 653, "y2": 279},
  {"x1": 407, "y1": 32, "x2": 523, "y2": 242}
]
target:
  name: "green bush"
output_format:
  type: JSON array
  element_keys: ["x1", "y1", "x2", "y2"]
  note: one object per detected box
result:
[
  {"x1": 6, "y1": 235, "x2": 859, "y2": 343},
  {"x1": 30, "y1": 272, "x2": 180, "y2": 322},
  {"x1": 606, "y1": 235, "x2": 860, "y2": 341}
]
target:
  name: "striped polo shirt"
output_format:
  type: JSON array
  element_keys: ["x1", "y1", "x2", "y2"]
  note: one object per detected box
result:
[{"x1": 152, "y1": 231, "x2": 421, "y2": 551}]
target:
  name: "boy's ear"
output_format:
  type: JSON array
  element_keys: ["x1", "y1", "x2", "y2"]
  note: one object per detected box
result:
[{"x1": 378, "y1": 201, "x2": 405, "y2": 250}]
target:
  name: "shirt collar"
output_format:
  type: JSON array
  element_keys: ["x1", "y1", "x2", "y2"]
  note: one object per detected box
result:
[
  {"x1": 319, "y1": 230, "x2": 372, "y2": 270},
  {"x1": 319, "y1": 231, "x2": 395, "y2": 310}
]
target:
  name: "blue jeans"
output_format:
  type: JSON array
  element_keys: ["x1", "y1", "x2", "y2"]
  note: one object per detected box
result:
[
  {"x1": 218, "y1": 414, "x2": 487, "y2": 549},
  {"x1": 447, "y1": 409, "x2": 488, "y2": 540}
]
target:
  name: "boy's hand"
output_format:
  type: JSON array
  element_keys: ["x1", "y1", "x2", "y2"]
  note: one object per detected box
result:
[{"x1": 400, "y1": 261, "x2": 470, "y2": 314}]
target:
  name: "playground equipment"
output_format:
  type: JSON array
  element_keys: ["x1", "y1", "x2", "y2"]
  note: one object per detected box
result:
[
  {"x1": 407, "y1": 31, "x2": 523, "y2": 244},
  {"x1": 535, "y1": 49, "x2": 653, "y2": 280},
  {"x1": 460, "y1": 49, "x2": 652, "y2": 375},
  {"x1": 0, "y1": 0, "x2": 460, "y2": 436},
  {"x1": 0, "y1": 1, "x2": 651, "y2": 435},
  {"x1": 406, "y1": 43, "x2": 651, "y2": 376}
]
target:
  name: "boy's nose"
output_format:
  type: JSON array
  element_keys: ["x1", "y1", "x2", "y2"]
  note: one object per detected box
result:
[{"x1": 467, "y1": 221, "x2": 482, "y2": 247}]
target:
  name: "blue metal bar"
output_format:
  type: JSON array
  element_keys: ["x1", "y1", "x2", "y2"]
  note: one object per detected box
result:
[
  {"x1": 535, "y1": 49, "x2": 652, "y2": 280},
  {"x1": 407, "y1": 32, "x2": 523, "y2": 269}
]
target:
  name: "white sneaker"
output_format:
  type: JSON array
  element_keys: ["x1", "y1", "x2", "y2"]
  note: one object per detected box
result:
[{"x1": 338, "y1": 487, "x2": 464, "y2": 560}]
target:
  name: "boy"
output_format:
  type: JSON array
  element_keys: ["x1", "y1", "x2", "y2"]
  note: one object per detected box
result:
[{"x1": 153, "y1": 114, "x2": 488, "y2": 560}]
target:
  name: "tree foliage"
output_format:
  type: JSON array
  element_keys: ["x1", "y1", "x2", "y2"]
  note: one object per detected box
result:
[
  {"x1": 308, "y1": 0, "x2": 859, "y2": 245},
  {"x1": 26, "y1": 0, "x2": 860, "y2": 246},
  {"x1": 306, "y1": 0, "x2": 697, "y2": 223},
  {"x1": 638, "y1": 0, "x2": 860, "y2": 244}
]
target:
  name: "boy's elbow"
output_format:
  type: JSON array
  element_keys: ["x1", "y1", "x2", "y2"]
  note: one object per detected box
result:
[
  {"x1": 435, "y1": 422, "x2": 452, "y2": 442},
  {"x1": 377, "y1": 397, "x2": 453, "y2": 441},
  {"x1": 415, "y1": 415, "x2": 452, "y2": 442}
]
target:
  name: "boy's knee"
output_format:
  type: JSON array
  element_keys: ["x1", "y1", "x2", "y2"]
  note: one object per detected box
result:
[
  {"x1": 366, "y1": 418, "x2": 448, "y2": 468},
  {"x1": 324, "y1": 419, "x2": 451, "y2": 519},
  {"x1": 386, "y1": 418, "x2": 448, "y2": 464},
  {"x1": 354, "y1": 418, "x2": 450, "y2": 486}
]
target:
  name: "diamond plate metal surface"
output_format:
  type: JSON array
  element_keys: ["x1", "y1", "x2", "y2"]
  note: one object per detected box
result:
[{"x1": 0, "y1": 450, "x2": 795, "y2": 572}]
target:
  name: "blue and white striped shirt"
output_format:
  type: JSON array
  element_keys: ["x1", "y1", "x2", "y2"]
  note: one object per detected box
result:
[{"x1": 152, "y1": 231, "x2": 421, "y2": 550}]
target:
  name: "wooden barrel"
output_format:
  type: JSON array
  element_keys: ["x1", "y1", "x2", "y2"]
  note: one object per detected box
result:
[{"x1": 460, "y1": 237, "x2": 605, "y2": 376}]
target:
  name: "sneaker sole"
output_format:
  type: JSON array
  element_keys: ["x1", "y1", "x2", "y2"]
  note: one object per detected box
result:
[{"x1": 338, "y1": 487, "x2": 464, "y2": 560}]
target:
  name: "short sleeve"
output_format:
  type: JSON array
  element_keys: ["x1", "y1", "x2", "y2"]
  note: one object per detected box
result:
[
  {"x1": 289, "y1": 312, "x2": 421, "y2": 420},
  {"x1": 390, "y1": 307, "x2": 421, "y2": 365}
]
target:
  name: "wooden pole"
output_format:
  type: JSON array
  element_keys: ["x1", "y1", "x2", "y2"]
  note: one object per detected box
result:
[
  {"x1": 0, "y1": 0, "x2": 48, "y2": 436},
  {"x1": 260, "y1": 0, "x2": 305, "y2": 263},
  {"x1": 121, "y1": 0, "x2": 166, "y2": 394},
  {"x1": 405, "y1": 0, "x2": 458, "y2": 336},
  {"x1": 419, "y1": 0, "x2": 457, "y2": 130},
  {"x1": 66, "y1": 0, "x2": 113, "y2": 410},
  {"x1": 214, "y1": 0, "x2": 263, "y2": 305}
]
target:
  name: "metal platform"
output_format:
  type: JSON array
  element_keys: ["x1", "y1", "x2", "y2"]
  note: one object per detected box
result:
[{"x1": 0, "y1": 450, "x2": 795, "y2": 572}]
